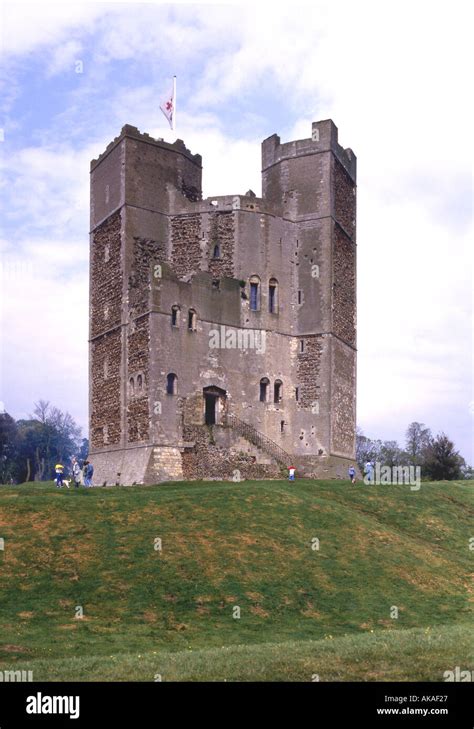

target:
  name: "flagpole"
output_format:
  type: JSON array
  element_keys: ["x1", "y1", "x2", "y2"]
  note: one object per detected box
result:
[{"x1": 173, "y1": 75, "x2": 176, "y2": 132}]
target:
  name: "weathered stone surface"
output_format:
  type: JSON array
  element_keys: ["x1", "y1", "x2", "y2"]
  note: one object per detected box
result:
[
  {"x1": 332, "y1": 225, "x2": 356, "y2": 347},
  {"x1": 208, "y1": 212, "x2": 235, "y2": 279},
  {"x1": 90, "y1": 330, "x2": 122, "y2": 448},
  {"x1": 296, "y1": 335, "x2": 323, "y2": 409},
  {"x1": 171, "y1": 214, "x2": 202, "y2": 280},
  {"x1": 334, "y1": 157, "x2": 356, "y2": 239}
]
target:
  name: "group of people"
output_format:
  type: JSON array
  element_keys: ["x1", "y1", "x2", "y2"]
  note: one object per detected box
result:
[{"x1": 54, "y1": 456, "x2": 94, "y2": 488}]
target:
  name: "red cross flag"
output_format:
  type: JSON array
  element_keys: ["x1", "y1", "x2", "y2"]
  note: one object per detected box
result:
[{"x1": 160, "y1": 76, "x2": 176, "y2": 130}]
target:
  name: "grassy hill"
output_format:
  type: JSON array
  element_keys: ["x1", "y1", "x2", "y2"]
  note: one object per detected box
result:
[{"x1": 0, "y1": 478, "x2": 472, "y2": 681}]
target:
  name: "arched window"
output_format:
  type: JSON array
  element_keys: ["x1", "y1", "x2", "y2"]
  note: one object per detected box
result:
[
  {"x1": 171, "y1": 305, "x2": 180, "y2": 327},
  {"x1": 188, "y1": 308, "x2": 197, "y2": 331},
  {"x1": 129, "y1": 377, "x2": 135, "y2": 397},
  {"x1": 274, "y1": 379, "x2": 283, "y2": 403},
  {"x1": 167, "y1": 373, "x2": 178, "y2": 395},
  {"x1": 269, "y1": 278, "x2": 278, "y2": 313},
  {"x1": 249, "y1": 275, "x2": 260, "y2": 311},
  {"x1": 137, "y1": 374, "x2": 143, "y2": 393},
  {"x1": 259, "y1": 377, "x2": 269, "y2": 402},
  {"x1": 212, "y1": 243, "x2": 221, "y2": 259}
]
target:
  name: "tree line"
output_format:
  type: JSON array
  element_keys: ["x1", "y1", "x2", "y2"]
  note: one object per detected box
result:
[
  {"x1": 0, "y1": 404, "x2": 470, "y2": 484},
  {"x1": 0, "y1": 401, "x2": 88, "y2": 484},
  {"x1": 356, "y1": 421, "x2": 471, "y2": 480}
]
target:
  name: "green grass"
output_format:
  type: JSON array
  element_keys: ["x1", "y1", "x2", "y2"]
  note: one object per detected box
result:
[{"x1": 0, "y1": 478, "x2": 472, "y2": 681}]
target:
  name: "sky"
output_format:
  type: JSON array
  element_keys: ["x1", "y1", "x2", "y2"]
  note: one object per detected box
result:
[{"x1": 0, "y1": 0, "x2": 472, "y2": 462}]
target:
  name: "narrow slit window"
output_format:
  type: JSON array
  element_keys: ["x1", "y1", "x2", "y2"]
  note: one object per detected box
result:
[
  {"x1": 269, "y1": 278, "x2": 278, "y2": 313},
  {"x1": 166, "y1": 373, "x2": 177, "y2": 395},
  {"x1": 259, "y1": 377, "x2": 269, "y2": 402},
  {"x1": 274, "y1": 380, "x2": 283, "y2": 403},
  {"x1": 249, "y1": 275, "x2": 260, "y2": 311},
  {"x1": 171, "y1": 305, "x2": 179, "y2": 327},
  {"x1": 188, "y1": 309, "x2": 197, "y2": 331}
]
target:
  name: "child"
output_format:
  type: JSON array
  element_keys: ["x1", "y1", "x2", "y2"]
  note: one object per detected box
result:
[
  {"x1": 288, "y1": 465, "x2": 296, "y2": 482},
  {"x1": 348, "y1": 465, "x2": 356, "y2": 484},
  {"x1": 55, "y1": 463, "x2": 64, "y2": 488}
]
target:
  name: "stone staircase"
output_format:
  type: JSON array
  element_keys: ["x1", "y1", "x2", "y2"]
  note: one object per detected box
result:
[{"x1": 223, "y1": 413, "x2": 291, "y2": 467}]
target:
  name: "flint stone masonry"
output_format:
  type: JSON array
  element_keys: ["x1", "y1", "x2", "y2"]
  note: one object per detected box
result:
[
  {"x1": 333, "y1": 158, "x2": 356, "y2": 240},
  {"x1": 90, "y1": 330, "x2": 122, "y2": 448},
  {"x1": 129, "y1": 237, "x2": 166, "y2": 318},
  {"x1": 91, "y1": 211, "x2": 122, "y2": 337},
  {"x1": 171, "y1": 214, "x2": 202, "y2": 280},
  {"x1": 332, "y1": 226, "x2": 356, "y2": 347},
  {"x1": 208, "y1": 212, "x2": 235, "y2": 279},
  {"x1": 296, "y1": 335, "x2": 323, "y2": 409},
  {"x1": 89, "y1": 119, "x2": 357, "y2": 484}
]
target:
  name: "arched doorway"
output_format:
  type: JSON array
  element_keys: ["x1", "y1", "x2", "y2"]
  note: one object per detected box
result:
[{"x1": 203, "y1": 386, "x2": 227, "y2": 425}]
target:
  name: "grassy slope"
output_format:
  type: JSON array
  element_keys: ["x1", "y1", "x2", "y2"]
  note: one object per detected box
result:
[{"x1": 0, "y1": 479, "x2": 472, "y2": 681}]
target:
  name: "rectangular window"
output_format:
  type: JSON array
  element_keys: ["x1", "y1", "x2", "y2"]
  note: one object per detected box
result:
[
  {"x1": 269, "y1": 285, "x2": 276, "y2": 313},
  {"x1": 250, "y1": 283, "x2": 258, "y2": 311},
  {"x1": 298, "y1": 290, "x2": 302, "y2": 305}
]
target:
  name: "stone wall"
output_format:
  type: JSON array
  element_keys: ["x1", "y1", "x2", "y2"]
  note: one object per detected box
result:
[
  {"x1": 331, "y1": 339, "x2": 355, "y2": 457},
  {"x1": 90, "y1": 330, "x2": 122, "y2": 448},
  {"x1": 129, "y1": 236, "x2": 166, "y2": 318},
  {"x1": 90, "y1": 210, "x2": 123, "y2": 450},
  {"x1": 170, "y1": 214, "x2": 202, "y2": 280},
  {"x1": 208, "y1": 211, "x2": 235, "y2": 279},
  {"x1": 332, "y1": 226, "x2": 356, "y2": 347},
  {"x1": 333, "y1": 158, "x2": 356, "y2": 239},
  {"x1": 296, "y1": 335, "x2": 323, "y2": 409},
  {"x1": 182, "y1": 425, "x2": 281, "y2": 480},
  {"x1": 127, "y1": 314, "x2": 150, "y2": 442},
  {"x1": 90, "y1": 211, "x2": 122, "y2": 337}
]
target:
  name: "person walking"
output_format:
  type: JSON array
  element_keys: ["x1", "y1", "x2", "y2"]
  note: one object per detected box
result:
[
  {"x1": 348, "y1": 465, "x2": 356, "y2": 484},
  {"x1": 83, "y1": 461, "x2": 94, "y2": 487},
  {"x1": 288, "y1": 465, "x2": 296, "y2": 482},
  {"x1": 71, "y1": 457, "x2": 82, "y2": 489},
  {"x1": 364, "y1": 460, "x2": 374, "y2": 484}
]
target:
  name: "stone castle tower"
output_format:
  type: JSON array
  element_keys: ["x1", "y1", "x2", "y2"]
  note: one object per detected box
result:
[{"x1": 89, "y1": 119, "x2": 357, "y2": 484}]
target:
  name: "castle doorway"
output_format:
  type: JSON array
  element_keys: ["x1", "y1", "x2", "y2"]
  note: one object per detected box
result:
[{"x1": 203, "y1": 386, "x2": 226, "y2": 425}]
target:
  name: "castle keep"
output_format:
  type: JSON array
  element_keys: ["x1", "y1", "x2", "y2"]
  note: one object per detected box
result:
[{"x1": 89, "y1": 119, "x2": 357, "y2": 484}]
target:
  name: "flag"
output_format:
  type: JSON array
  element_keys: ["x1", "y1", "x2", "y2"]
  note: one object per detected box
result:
[{"x1": 159, "y1": 78, "x2": 175, "y2": 130}]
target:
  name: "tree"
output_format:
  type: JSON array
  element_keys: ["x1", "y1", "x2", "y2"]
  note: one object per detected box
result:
[
  {"x1": 0, "y1": 412, "x2": 19, "y2": 483},
  {"x1": 15, "y1": 420, "x2": 45, "y2": 482},
  {"x1": 31, "y1": 401, "x2": 82, "y2": 477},
  {"x1": 379, "y1": 440, "x2": 405, "y2": 468},
  {"x1": 405, "y1": 422, "x2": 432, "y2": 467},
  {"x1": 78, "y1": 438, "x2": 89, "y2": 463},
  {"x1": 423, "y1": 433, "x2": 464, "y2": 481},
  {"x1": 355, "y1": 428, "x2": 382, "y2": 471}
]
